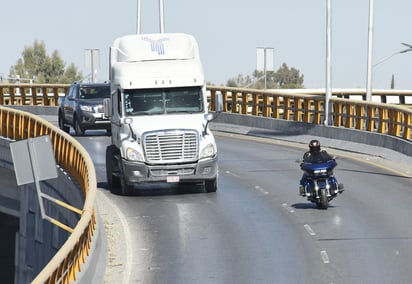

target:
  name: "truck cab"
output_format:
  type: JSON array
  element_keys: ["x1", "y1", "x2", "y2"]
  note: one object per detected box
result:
[{"x1": 105, "y1": 33, "x2": 222, "y2": 195}]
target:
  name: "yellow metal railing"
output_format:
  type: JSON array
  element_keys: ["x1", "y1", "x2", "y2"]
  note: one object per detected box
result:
[
  {"x1": 0, "y1": 84, "x2": 68, "y2": 106},
  {"x1": 0, "y1": 106, "x2": 97, "y2": 283},
  {"x1": 208, "y1": 86, "x2": 412, "y2": 140}
]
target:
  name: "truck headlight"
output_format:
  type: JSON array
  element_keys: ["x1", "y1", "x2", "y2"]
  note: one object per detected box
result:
[
  {"x1": 200, "y1": 143, "x2": 216, "y2": 159},
  {"x1": 126, "y1": 147, "x2": 143, "y2": 161}
]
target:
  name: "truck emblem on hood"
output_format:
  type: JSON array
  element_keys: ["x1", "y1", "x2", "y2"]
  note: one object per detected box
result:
[{"x1": 142, "y1": 37, "x2": 169, "y2": 55}]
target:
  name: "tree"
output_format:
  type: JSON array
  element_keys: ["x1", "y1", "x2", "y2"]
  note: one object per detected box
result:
[
  {"x1": 226, "y1": 62, "x2": 304, "y2": 89},
  {"x1": 226, "y1": 74, "x2": 254, "y2": 88},
  {"x1": 9, "y1": 40, "x2": 82, "y2": 84},
  {"x1": 273, "y1": 63, "x2": 304, "y2": 89}
]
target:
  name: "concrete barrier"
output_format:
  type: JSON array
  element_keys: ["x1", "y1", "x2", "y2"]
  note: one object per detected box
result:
[{"x1": 212, "y1": 112, "x2": 412, "y2": 158}]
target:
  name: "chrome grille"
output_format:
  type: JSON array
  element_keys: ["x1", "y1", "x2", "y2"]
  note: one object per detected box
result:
[
  {"x1": 143, "y1": 130, "x2": 198, "y2": 164},
  {"x1": 94, "y1": 105, "x2": 104, "y2": 113}
]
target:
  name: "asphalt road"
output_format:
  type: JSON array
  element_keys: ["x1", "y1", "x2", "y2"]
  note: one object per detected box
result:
[{"x1": 75, "y1": 130, "x2": 412, "y2": 284}]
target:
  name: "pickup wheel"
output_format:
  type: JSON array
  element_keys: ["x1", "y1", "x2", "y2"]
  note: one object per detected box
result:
[
  {"x1": 58, "y1": 113, "x2": 70, "y2": 133},
  {"x1": 205, "y1": 178, "x2": 217, "y2": 193},
  {"x1": 74, "y1": 117, "x2": 84, "y2": 136}
]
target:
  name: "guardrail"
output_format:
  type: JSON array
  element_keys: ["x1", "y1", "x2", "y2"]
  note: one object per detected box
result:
[
  {"x1": 0, "y1": 106, "x2": 97, "y2": 283},
  {"x1": 208, "y1": 86, "x2": 412, "y2": 140},
  {"x1": 0, "y1": 83, "x2": 68, "y2": 106},
  {"x1": 1, "y1": 84, "x2": 412, "y2": 106}
]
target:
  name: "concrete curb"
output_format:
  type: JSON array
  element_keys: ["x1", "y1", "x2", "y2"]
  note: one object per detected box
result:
[{"x1": 74, "y1": 211, "x2": 108, "y2": 284}]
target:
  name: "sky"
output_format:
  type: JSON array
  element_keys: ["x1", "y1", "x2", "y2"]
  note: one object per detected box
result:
[{"x1": 1, "y1": 0, "x2": 411, "y2": 89}]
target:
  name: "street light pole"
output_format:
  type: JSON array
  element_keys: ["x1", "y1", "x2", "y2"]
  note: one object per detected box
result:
[
  {"x1": 136, "y1": 0, "x2": 141, "y2": 34},
  {"x1": 159, "y1": 0, "x2": 165, "y2": 33},
  {"x1": 373, "y1": 43, "x2": 412, "y2": 67},
  {"x1": 325, "y1": 0, "x2": 332, "y2": 126},
  {"x1": 365, "y1": 0, "x2": 374, "y2": 101}
]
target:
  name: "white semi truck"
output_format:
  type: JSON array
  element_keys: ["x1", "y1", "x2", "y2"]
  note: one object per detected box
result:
[{"x1": 104, "y1": 33, "x2": 222, "y2": 195}]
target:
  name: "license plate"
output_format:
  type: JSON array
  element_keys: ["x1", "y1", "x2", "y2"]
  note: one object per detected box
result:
[{"x1": 167, "y1": 176, "x2": 180, "y2": 183}]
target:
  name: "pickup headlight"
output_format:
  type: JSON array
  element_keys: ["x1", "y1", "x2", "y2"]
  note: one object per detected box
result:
[
  {"x1": 126, "y1": 147, "x2": 144, "y2": 161},
  {"x1": 200, "y1": 143, "x2": 216, "y2": 159},
  {"x1": 80, "y1": 105, "x2": 93, "y2": 112}
]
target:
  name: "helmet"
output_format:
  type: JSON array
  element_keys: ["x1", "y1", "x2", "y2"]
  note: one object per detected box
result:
[{"x1": 309, "y1": 139, "x2": 321, "y2": 153}]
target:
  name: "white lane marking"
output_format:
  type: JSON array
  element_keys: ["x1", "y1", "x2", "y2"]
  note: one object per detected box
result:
[
  {"x1": 281, "y1": 203, "x2": 295, "y2": 213},
  {"x1": 225, "y1": 170, "x2": 242, "y2": 178},
  {"x1": 98, "y1": 192, "x2": 133, "y2": 284},
  {"x1": 320, "y1": 250, "x2": 330, "y2": 263},
  {"x1": 255, "y1": 185, "x2": 269, "y2": 195},
  {"x1": 304, "y1": 224, "x2": 316, "y2": 236}
]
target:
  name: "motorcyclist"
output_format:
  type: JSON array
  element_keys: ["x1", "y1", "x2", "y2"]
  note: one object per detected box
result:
[{"x1": 299, "y1": 139, "x2": 334, "y2": 196}]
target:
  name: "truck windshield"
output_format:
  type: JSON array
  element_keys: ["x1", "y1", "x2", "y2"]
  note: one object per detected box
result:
[{"x1": 123, "y1": 86, "x2": 204, "y2": 115}]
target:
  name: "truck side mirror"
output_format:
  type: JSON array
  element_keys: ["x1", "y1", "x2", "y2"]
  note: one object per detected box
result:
[
  {"x1": 203, "y1": 113, "x2": 216, "y2": 137},
  {"x1": 103, "y1": 98, "x2": 112, "y2": 118},
  {"x1": 215, "y1": 92, "x2": 223, "y2": 113}
]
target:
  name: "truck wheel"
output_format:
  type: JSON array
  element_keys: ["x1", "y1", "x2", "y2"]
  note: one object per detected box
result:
[
  {"x1": 58, "y1": 113, "x2": 70, "y2": 133},
  {"x1": 74, "y1": 117, "x2": 84, "y2": 136},
  {"x1": 119, "y1": 166, "x2": 134, "y2": 196},
  {"x1": 205, "y1": 178, "x2": 217, "y2": 193},
  {"x1": 106, "y1": 146, "x2": 120, "y2": 192}
]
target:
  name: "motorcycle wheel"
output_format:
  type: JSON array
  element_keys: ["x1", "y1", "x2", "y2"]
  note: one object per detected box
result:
[{"x1": 317, "y1": 188, "x2": 329, "y2": 210}]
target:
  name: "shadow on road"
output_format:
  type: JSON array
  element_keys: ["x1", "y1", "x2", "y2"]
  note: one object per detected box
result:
[
  {"x1": 97, "y1": 181, "x2": 208, "y2": 197},
  {"x1": 291, "y1": 203, "x2": 336, "y2": 210}
]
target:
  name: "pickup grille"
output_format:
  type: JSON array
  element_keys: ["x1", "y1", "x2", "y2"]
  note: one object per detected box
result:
[{"x1": 143, "y1": 130, "x2": 198, "y2": 164}]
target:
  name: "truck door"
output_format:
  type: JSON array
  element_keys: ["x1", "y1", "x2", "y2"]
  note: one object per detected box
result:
[{"x1": 110, "y1": 89, "x2": 123, "y2": 146}]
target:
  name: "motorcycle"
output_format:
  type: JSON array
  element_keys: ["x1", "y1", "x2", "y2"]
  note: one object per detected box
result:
[{"x1": 299, "y1": 158, "x2": 344, "y2": 209}]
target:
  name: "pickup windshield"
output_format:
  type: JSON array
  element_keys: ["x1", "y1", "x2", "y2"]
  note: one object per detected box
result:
[
  {"x1": 123, "y1": 86, "x2": 203, "y2": 116},
  {"x1": 79, "y1": 85, "x2": 110, "y2": 99}
]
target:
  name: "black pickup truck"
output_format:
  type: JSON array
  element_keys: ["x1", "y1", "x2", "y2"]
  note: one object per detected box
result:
[{"x1": 58, "y1": 82, "x2": 111, "y2": 135}]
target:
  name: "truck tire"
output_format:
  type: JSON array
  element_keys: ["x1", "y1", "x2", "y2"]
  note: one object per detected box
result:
[
  {"x1": 119, "y1": 165, "x2": 135, "y2": 196},
  {"x1": 205, "y1": 178, "x2": 217, "y2": 193},
  {"x1": 106, "y1": 145, "x2": 120, "y2": 193}
]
